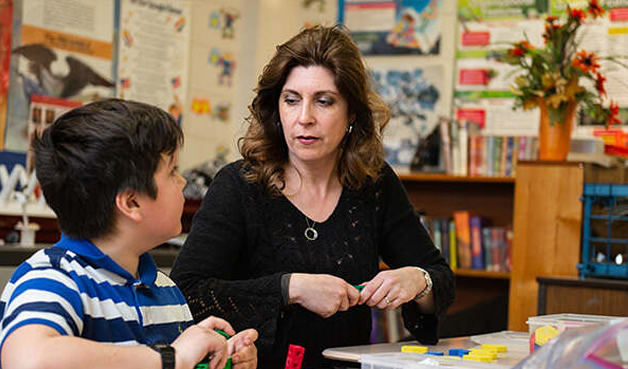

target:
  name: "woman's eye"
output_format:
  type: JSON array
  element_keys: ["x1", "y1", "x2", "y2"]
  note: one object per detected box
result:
[
  {"x1": 283, "y1": 97, "x2": 298, "y2": 105},
  {"x1": 318, "y1": 99, "x2": 333, "y2": 106}
]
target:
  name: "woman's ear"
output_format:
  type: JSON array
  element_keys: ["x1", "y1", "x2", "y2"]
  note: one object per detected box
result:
[{"x1": 115, "y1": 189, "x2": 142, "y2": 222}]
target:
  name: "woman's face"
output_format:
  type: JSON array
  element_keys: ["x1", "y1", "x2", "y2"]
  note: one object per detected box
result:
[{"x1": 278, "y1": 65, "x2": 353, "y2": 167}]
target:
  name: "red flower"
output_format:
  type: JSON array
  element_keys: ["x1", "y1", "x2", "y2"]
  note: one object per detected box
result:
[
  {"x1": 608, "y1": 101, "x2": 620, "y2": 125},
  {"x1": 509, "y1": 40, "x2": 534, "y2": 57},
  {"x1": 572, "y1": 50, "x2": 600, "y2": 74},
  {"x1": 595, "y1": 73, "x2": 606, "y2": 97},
  {"x1": 545, "y1": 15, "x2": 558, "y2": 23},
  {"x1": 569, "y1": 8, "x2": 587, "y2": 23},
  {"x1": 588, "y1": 0, "x2": 605, "y2": 18}
]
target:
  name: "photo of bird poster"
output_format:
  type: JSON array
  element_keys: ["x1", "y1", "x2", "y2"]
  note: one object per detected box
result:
[{"x1": 4, "y1": 0, "x2": 115, "y2": 152}]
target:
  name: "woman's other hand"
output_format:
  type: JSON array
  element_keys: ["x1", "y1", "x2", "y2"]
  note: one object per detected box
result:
[
  {"x1": 358, "y1": 267, "x2": 427, "y2": 310},
  {"x1": 288, "y1": 273, "x2": 360, "y2": 318},
  {"x1": 228, "y1": 329, "x2": 258, "y2": 369}
]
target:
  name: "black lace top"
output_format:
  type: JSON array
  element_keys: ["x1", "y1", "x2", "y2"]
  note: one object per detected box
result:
[{"x1": 170, "y1": 160, "x2": 455, "y2": 368}]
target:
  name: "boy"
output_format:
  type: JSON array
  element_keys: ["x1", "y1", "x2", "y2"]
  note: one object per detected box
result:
[{"x1": 0, "y1": 99, "x2": 258, "y2": 369}]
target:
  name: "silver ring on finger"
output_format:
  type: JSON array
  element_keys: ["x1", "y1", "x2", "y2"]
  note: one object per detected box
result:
[{"x1": 384, "y1": 296, "x2": 392, "y2": 306}]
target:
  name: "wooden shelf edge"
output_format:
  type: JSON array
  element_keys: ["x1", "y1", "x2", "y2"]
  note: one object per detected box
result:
[
  {"x1": 397, "y1": 172, "x2": 515, "y2": 184},
  {"x1": 454, "y1": 268, "x2": 511, "y2": 279}
]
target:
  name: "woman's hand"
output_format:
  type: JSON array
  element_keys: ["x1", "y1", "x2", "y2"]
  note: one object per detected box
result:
[
  {"x1": 289, "y1": 273, "x2": 361, "y2": 318},
  {"x1": 358, "y1": 267, "x2": 426, "y2": 310},
  {"x1": 228, "y1": 329, "x2": 258, "y2": 369}
]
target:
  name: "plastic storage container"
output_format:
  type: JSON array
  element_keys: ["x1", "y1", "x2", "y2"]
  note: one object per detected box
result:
[
  {"x1": 360, "y1": 353, "x2": 511, "y2": 369},
  {"x1": 526, "y1": 313, "x2": 618, "y2": 353}
]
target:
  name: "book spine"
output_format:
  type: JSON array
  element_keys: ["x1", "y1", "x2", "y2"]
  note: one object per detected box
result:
[
  {"x1": 453, "y1": 211, "x2": 472, "y2": 269},
  {"x1": 470, "y1": 215, "x2": 484, "y2": 269},
  {"x1": 482, "y1": 227, "x2": 492, "y2": 271},
  {"x1": 449, "y1": 220, "x2": 457, "y2": 270}
]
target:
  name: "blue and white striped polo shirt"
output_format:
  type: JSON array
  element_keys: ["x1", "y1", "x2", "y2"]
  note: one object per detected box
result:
[{"x1": 0, "y1": 235, "x2": 193, "y2": 359}]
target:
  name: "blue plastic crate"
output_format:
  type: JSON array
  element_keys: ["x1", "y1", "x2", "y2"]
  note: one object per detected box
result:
[{"x1": 578, "y1": 184, "x2": 628, "y2": 279}]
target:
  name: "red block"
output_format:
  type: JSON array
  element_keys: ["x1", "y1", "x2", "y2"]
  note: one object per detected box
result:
[{"x1": 284, "y1": 344, "x2": 305, "y2": 369}]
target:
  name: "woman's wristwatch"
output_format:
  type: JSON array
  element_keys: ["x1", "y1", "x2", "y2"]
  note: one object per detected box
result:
[
  {"x1": 414, "y1": 267, "x2": 433, "y2": 301},
  {"x1": 148, "y1": 343, "x2": 175, "y2": 369}
]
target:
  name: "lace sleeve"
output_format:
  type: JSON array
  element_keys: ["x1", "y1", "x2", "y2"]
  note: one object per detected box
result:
[
  {"x1": 170, "y1": 162, "x2": 284, "y2": 349},
  {"x1": 376, "y1": 164, "x2": 455, "y2": 343}
]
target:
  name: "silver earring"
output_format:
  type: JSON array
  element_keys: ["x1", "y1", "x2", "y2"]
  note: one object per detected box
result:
[{"x1": 347, "y1": 124, "x2": 353, "y2": 133}]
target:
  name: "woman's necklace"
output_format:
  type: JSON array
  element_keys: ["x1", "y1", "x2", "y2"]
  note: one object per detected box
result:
[{"x1": 304, "y1": 216, "x2": 318, "y2": 241}]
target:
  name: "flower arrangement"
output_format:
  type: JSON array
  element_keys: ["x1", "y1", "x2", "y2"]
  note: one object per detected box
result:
[{"x1": 500, "y1": 0, "x2": 624, "y2": 126}]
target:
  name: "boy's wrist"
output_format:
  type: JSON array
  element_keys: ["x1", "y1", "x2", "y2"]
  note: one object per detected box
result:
[{"x1": 148, "y1": 343, "x2": 176, "y2": 369}]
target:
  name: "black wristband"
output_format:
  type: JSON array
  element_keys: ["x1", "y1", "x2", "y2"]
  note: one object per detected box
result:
[{"x1": 148, "y1": 343, "x2": 175, "y2": 369}]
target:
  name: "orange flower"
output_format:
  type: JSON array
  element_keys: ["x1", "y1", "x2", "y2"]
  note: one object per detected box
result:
[
  {"x1": 545, "y1": 15, "x2": 558, "y2": 23},
  {"x1": 608, "y1": 101, "x2": 621, "y2": 125},
  {"x1": 595, "y1": 73, "x2": 606, "y2": 97},
  {"x1": 569, "y1": 8, "x2": 587, "y2": 22},
  {"x1": 508, "y1": 40, "x2": 534, "y2": 57},
  {"x1": 588, "y1": 0, "x2": 605, "y2": 18},
  {"x1": 572, "y1": 50, "x2": 600, "y2": 74}
]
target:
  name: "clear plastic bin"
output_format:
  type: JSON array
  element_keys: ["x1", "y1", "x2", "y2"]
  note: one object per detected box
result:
[
  {"x1": 360, "y1": 352, "x2": 511, "y2": 369},
  {"x1": 526, "y1": 313, "x2": 619, "y2": 353}
]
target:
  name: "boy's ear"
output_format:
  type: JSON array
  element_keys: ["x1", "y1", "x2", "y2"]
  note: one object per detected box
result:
[{"x1": 115, "y1": 189, "x2": 142, "y2": 222}]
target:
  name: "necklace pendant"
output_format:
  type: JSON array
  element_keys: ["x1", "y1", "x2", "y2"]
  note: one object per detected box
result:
[{"x1": 304, "y1": 227, "x2": 318, "y2": 241}]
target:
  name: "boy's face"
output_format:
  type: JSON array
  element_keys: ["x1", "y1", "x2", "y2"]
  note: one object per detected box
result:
[{"x1": 139, "y1": 151, "x2": 187, "y2": 243}]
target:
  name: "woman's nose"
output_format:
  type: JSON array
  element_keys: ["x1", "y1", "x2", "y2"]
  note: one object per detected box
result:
[{"x1": 298, "y1": 103, "x2": 315, "y2": 125}]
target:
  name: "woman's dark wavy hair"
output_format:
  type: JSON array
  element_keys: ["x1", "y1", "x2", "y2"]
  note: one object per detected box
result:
[{"x1": 238, "y1": 24, "x2": 391, "y2": 195}]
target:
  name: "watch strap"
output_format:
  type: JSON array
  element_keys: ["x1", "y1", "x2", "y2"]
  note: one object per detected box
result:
[
  {"x1": 148, "y1": 343, "x2": 175, "y2": 369},
  {"x1": 414, "y1": 267, "x2": 433, "y2": 301}
]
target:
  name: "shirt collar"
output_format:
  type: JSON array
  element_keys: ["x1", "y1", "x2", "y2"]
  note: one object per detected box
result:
[{"x1": 55, "y1": 234, "x2": 157, "y2": 285}]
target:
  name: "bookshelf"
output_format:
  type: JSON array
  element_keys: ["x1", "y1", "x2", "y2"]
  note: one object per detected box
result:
[
  {"x1": 454, "y1": 268, "x2": 510, "y2": 279},
  {"x1": 398, "y1": 173, "x2": 515, "y2": 228},
  {"x1": 397, "y1": 173, "x2": 514, "y2": 335}
]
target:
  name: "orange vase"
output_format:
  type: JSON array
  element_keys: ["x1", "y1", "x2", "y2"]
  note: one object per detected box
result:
[{"x1": 538, "y1": 100, "x2": 578, "y2": 161}]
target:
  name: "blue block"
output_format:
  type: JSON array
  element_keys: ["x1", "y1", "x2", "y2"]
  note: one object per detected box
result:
[{"x1": 449, "y1": 348, "x2": 470, "y2": 357}]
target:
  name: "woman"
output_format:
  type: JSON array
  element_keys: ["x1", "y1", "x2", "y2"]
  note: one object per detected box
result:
[{"x1": 171, "y1": 25, "x2": 455, "y2": 368}]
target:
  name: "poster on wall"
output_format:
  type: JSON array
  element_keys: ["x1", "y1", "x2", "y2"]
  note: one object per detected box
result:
[
  {"x1": 338, "y1": 0, "x2": 443, "y2": 55},
  {"x1": 369, "y1": 63, "x2": 444, "y2": 170},
  {"x1": 4, "y1": 0, "x2": 115, "y2": 153},
  {"x1": 0, "y1": 0, "x2": 12, "y2": 151},
  {"x1": 116, "y1": 0, "x2": 191, "y2": 126},
  {"x1": 454, "y1": 0, "x2": 547, "y2": 136}
]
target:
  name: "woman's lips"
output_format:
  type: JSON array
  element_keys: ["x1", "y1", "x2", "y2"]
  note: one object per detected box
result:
[{"x1": 297, "y1": 136, "x2": 318, "y2": 144}]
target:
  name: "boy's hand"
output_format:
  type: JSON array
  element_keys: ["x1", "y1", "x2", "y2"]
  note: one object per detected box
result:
[
  {"x1": 171, "y1": 318, "x2": 229, "y2": 369},
  {"x1": 228, "y1": 329, "x2": 258, "y2": 369},
  {"x1": 196, "y1": 316, "x2": 237, "y2": 337}
]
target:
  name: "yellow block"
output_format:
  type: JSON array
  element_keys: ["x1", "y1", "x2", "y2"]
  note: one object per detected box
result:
[
  {"x1": 401, "y1": 345, "x2": 428, "y2": 353},
  {"x1": 463, "y1": 355, "x2": 494, "y2": 363},
  {"x1": 535, "y1": 325, "x2": 560, "y2": 346},
  {"x1": 481, "y1": 344, "x2": 507, "y2": 353},
  {"x1": 467, "y1": 350, "x2": 497, "y2": 360}
]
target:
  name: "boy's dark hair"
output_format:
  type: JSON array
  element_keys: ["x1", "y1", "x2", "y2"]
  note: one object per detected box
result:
[{"x1": 33, "y1": 98, "x2": 183, "y2": 240}]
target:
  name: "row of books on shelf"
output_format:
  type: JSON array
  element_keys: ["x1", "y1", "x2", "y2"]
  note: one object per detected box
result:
[
  {"x1": 440, "y1": 119, "x2": 539, "y2": 177},
  {"x1": 422, "y1": 210, "x2": 512, "y2": 273}
]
